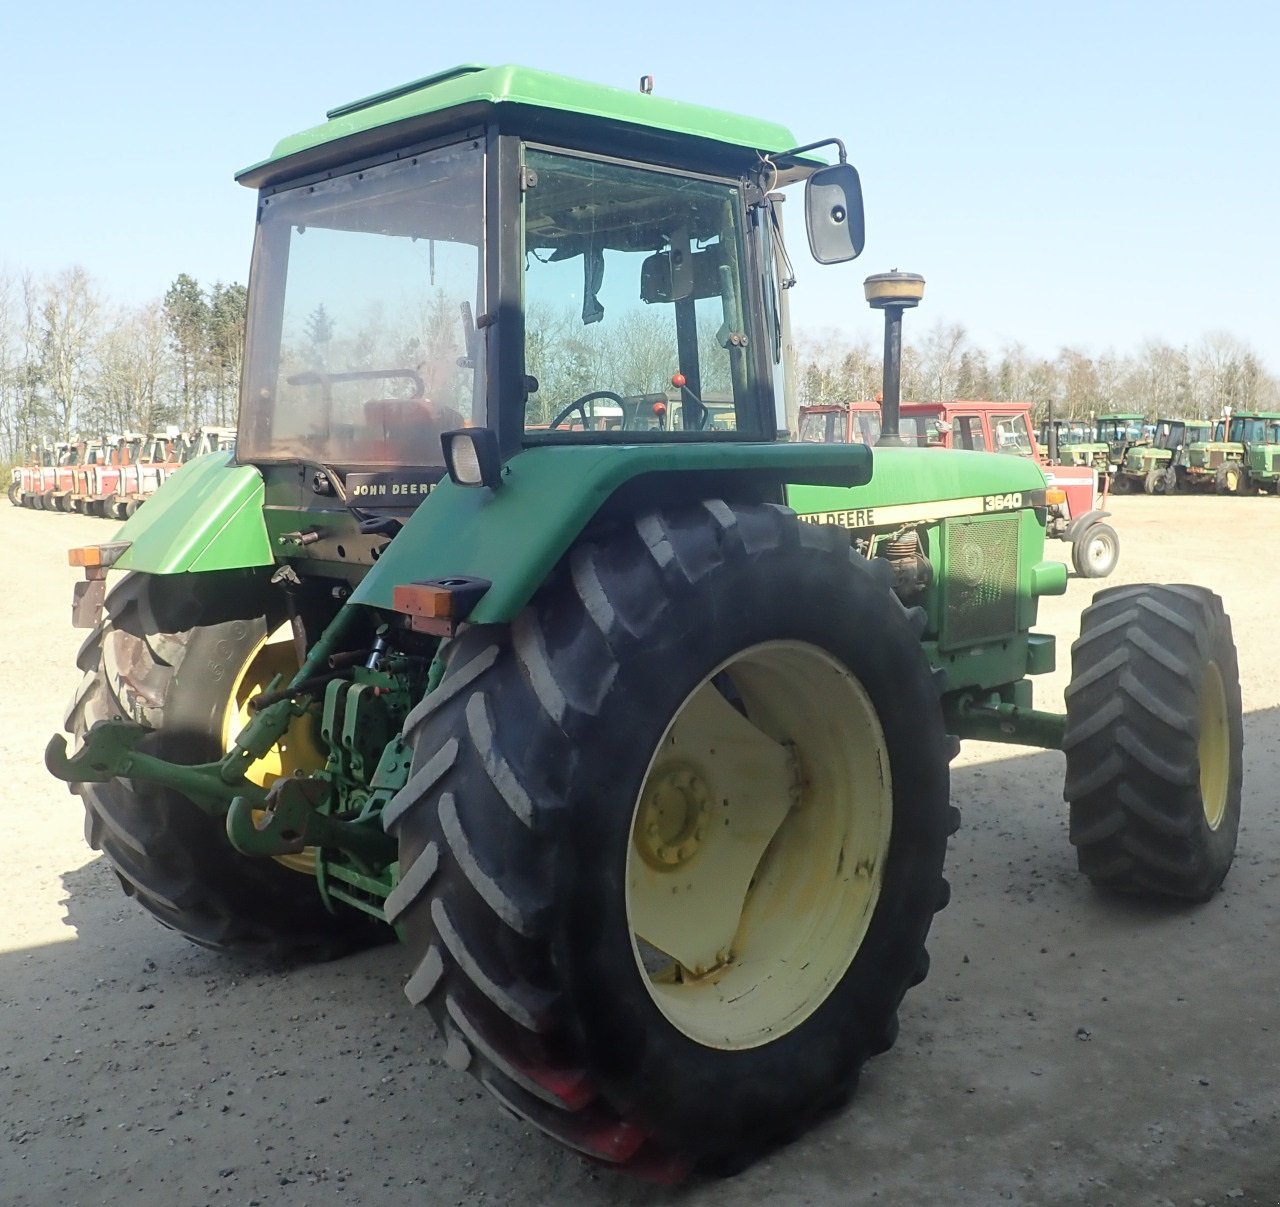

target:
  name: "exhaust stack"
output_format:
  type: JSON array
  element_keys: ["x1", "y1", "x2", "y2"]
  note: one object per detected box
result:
[{"x1": 865, "y1": 271, "x2": 925, "y2": 447}]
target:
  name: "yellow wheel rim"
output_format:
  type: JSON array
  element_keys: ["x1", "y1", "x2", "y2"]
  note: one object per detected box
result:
[
  {"x1": 625, "y1": 640, "x2": 892, "y2": 1051},
  {"x1": 221, "y1": 621, "x2": 325, "y2": 873},
  {"x1": 1199, "y1": 660, "x2": 1230, "y2": 830}
]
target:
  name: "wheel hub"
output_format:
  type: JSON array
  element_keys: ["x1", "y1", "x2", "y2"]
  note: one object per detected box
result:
[{"x1": 634, "y1": 762, "x2": 711, "y2": 869}]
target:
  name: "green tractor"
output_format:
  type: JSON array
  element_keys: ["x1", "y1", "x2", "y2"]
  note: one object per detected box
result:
[
  {"x1": 1183, "y1": 412, "x2": 1280, "y2": 494},
  {"x1": 1241, "y1": 412, "x2": 1280, "y2": 492},
  {"x1": 47, "y1": 65, "x2": 1244, "y2": 1177},
  {"x1": 1114, "y1": 417, "x2": 1212, "y2": 494},
  {"x1": 1050, "y1": 422, "x2": 1108, "y2": 470}
]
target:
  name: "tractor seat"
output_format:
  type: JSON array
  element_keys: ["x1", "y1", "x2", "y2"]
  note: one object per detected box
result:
[{"x1": 362, "y1": 398, "x2": 468, "y2": 464}]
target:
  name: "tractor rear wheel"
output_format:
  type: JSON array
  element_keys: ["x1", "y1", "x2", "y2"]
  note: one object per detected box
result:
[
  {"x1": 1063, "y1": 584, "x2": 1242, "y2": 900},
  {"x1": 65, "y1": 571, "x2": 377, "y2": 956},
  {"x1": 387, "y1": 502, "x2": 956, "y2": 1174},
  {"x1": 1070, "y1": 522, "x2": 1119, "y2": 578}
]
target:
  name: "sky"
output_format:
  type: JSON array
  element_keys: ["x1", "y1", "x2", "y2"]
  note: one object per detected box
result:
[{"x1": 2, "y1": 0, "x2": 1277, "y2": 371}]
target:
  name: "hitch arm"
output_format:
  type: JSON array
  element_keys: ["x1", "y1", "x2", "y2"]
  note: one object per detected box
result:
[{"x1": 45, "y1": 720, "x2": 268, "y2": 815}]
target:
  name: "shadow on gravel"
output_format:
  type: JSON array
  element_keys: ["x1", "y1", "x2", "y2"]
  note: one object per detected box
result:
[{"x1": 4, "y1": 718, "x2": 1278, "y2": 1207}]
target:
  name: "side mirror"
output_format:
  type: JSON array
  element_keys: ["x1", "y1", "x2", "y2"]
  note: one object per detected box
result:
[{"x1": 805, "y1": 163, "x2": 865, "y2": 264}]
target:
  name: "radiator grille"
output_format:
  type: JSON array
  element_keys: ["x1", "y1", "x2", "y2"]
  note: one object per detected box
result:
[{"x1": 941, "y1": 514, "x2": 1020, "y2": 648}]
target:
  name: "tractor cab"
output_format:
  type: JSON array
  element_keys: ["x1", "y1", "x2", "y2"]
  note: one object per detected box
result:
[
  {"x1": 1093, "y1": 412, "x2": 1146, "y2": 468},
  {"x1": 233, "y1": 65, "x2": 863, "y2": 538}
]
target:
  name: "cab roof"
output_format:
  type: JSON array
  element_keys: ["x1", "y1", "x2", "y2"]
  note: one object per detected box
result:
[{"x1": 238, "y1": 64, "x2": 806, "y2": 189}]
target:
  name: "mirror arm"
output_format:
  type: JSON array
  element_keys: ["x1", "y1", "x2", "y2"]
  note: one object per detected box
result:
[{"x1": 777, "y1": 137, "x2": 848, "y2": 165}]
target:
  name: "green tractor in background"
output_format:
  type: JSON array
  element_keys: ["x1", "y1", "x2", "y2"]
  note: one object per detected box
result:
[
  {"x1": 1056, "y1": 411, "x2": 1147, "y2": 478},
  {"x1": 1114, "y1": 417, "x2": 1212, "y2": 494},
  {"x1": 1183, "y1": 411, "x2": 1280, "y2": 494},
  {"x1": 1241, "y1": 412, "x2": 1280, "y2": 492},
  {"x1": 47, "y1": 66, "x2": 1244, "y2": 1177}
]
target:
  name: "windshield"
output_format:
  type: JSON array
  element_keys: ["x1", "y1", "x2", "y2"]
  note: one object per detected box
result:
[
  {"x1": 1231, "y1": 417, "x2": 1280, "y2": 443},
  {"x1": 520, "y1": 149, "x2": 763, "y2": 441},
  {"x1": 239, "y1": 141, "x2": 484, "y2": 466}
]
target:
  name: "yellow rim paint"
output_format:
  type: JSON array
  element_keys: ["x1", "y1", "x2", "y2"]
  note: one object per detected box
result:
[
  {"x1": 1199, "y1": 660, "x2": 1230, "y2": 830},
  {"x1": 221, "y1": 621, "x2": 323, "y2": 874},
  {"x1": 625, "y1": 640, "x2": 892, "y2": 1050}
]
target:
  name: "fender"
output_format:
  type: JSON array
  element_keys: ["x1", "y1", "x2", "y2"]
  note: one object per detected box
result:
[
  {"x1": 351, "y1": 441, "x2": 871, "y2": 623},
  {"x1": 113, "y1": 452, "x2": 273, "y2": 574},
  {"x1": 1064, "y1": 508, "x2": 1112, "y2": 542}
]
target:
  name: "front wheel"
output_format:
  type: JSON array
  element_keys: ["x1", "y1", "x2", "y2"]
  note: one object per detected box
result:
[
  {"x1": 387, "y1": 503, "x2": 956, "y2": 1173},
  {"x1": 1063, "y1": 585, "x2": 1242, "y2": 900},
  {"x1": 1144, "y1": 469, "x2": 1165, "y2": 495},
  {"x1": 1216, "y1": 463, "x2": 1243, "y2": 495},
  {"x1": 1071, "y1": 522, "x2": 1119, "y2": 578}
]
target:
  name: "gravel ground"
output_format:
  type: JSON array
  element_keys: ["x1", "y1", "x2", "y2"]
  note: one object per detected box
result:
[{"x1": 2, "y1": 493, "x2": 1277, "y2": 1207}]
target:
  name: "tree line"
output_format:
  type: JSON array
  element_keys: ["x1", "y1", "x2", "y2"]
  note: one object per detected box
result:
[
  {"x1": 3, "y1": 264, "x2": 1276, "y2": 470},
  {"x1": 0, "y1": 268, "x2": 245, "y2": 465},
  {"x1": 797, "y1": 322, "x2": 1279, "y2": 422}
]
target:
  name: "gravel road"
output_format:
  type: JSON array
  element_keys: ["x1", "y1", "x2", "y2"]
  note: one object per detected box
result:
[{"x1": 2, "y1": 494, "x2": 1277, "y2": 1206}]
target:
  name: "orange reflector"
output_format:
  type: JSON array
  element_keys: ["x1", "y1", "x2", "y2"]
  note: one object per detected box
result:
[
  {"x1": 1045, "y1": 487, "x2": 1067, "y2": 506},
  {"x1": 392, "y1": 582, "x2": 456, "y2": 619},
  {"x1": 68, "y1": 541, "x2": 131, "y2": 569},
  {"x1": 390, "y1": 576, "x2": 491, "y2": 636}
]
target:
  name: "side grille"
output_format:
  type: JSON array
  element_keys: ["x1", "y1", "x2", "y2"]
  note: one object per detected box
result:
[{"x1": 941, "y1": 514, "x2": 1020, "y2": 648}]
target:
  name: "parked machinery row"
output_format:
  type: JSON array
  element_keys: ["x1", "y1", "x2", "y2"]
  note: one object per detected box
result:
[
  {"x1": 1048, "y1": 411, "x2": 1280, "y2": 496},
  {"x1": 8, "y1": 428, "x2": 237, "y2": 517}
]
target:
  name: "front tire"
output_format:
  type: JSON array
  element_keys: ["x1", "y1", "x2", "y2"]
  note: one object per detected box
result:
[
  {"x1": 387, "y1": 503, "x2": 956, "y2": 1173},
  {"x1": 66, "y1": 571, "x2": 376, "y2": 956},
  {"x1": 1216, "y1": 463, "x2": 1243, "y2": 494},
  {"x1": 1063, "y1": 585, "x2": 1242, "y2": 900},
  {"x1": 1071, "y1": 522, "x2": 1119, "y2": 578}
]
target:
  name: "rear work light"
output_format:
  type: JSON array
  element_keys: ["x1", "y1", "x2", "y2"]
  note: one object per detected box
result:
[{"x1": 442, "y1": 428, "x2": 502, "y2": 489}]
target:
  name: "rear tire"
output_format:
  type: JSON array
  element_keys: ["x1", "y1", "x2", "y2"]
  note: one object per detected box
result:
[
  {"x1": 1063, "y1": 585, "x2": 1242, "y2": 900},
  {"x1": 66, "y1": 571, "x2": 378, "y2": 957},
  {"x1": 1071, "y1": 522, "x2": 1119, "y2": 578},
  {"x1": 387, "y1": 502, "x2": 955, "y2": 1173}
]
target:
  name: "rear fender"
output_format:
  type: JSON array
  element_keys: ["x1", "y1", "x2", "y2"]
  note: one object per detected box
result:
[
  {"x1": 1065, "y1": 509, "x2": 1111, "y2": 542},
  {"x1": 113, "y1": 452, "x2": 273, "y2": 574},
  {"x1": 352, "y1": 442, "x2": 872, "y2": 623}
]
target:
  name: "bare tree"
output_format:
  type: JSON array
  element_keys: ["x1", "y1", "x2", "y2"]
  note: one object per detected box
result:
[
  {"x1": 912, "y1": 321, "x2": 969, "y2": 400},
  {"x1": 91, "y1": 302, "x2": 172, "y2": 438},
  {"x1": 39, "y1": 266, "x2": 101, "y2": 443}
]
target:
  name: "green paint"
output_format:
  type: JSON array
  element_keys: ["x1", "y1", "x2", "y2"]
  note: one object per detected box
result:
[
  {"x1": 240, "y1": 64, "x2": 812, "y2": 186},
  {"x1": 352, "y1": 441, "x2": 872, "y2": 620},
  {"x1": 113, "y1": 452, "x2": 273, "y2": 574},
  {"x1": 787, "y1": 449, "x2": 1060, "y2": 694},
  {"x1": 944, "y1": 697, "x2": 1067, "y2": 750},
  {"x1": 786, "y1": 446, "x2": 1047, "y2": 512}
]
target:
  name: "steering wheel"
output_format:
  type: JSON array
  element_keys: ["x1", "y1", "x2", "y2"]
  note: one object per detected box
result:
[{"x1": 547, "y1": 390, "x2": 627, "y2": 430}]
